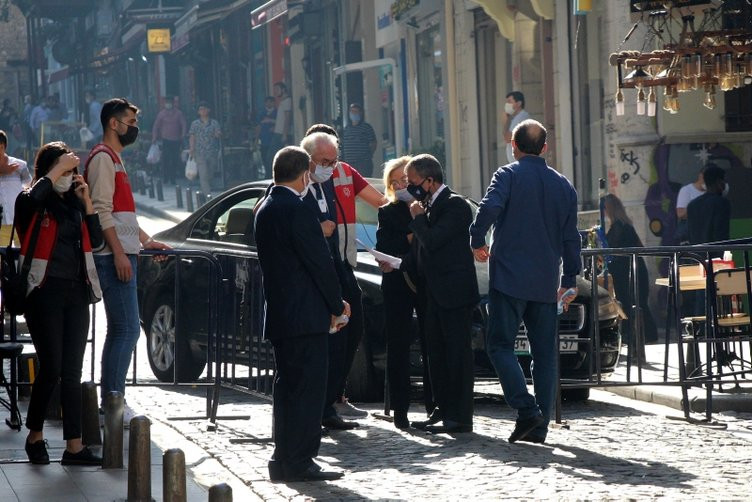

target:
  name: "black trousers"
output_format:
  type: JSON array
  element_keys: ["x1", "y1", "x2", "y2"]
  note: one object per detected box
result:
[
  {"x1": 322, "y1": 330, "x2": 346, "y2": 420},
  {"x1": 383, "y1": 273, "x2": 416, "y2": 416},
  {"x1": 424, "y1": 293, "x2": 474, "y2": 426},
  {"x1": 160, "y1": 139, "x2": 182, "y2": 184},
  {"x1": 270, "y1": 332, "x2": 328, "y2": 476},
  {"x1": 25, "y1": 278, "x2": 90, "y2": 440},
  {"x1": 340, "y1": 263, "x2": 364, "y2": 398}
]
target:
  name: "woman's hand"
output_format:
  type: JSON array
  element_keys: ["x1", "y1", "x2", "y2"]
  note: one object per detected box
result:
[
  {"x1": 49, "y1": 152, "x2": 79, "y2": 181},
  {"x1": 73, "y1": 174, "x2": 95, "y2": 213}
]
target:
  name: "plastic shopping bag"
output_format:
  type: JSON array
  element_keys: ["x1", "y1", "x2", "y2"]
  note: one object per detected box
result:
[
  {"x1": 185, "y1": 156, "x2": 198, "y2": 180},
  {"x1": 146, "y1": 143, "x2": 161, "y2": 164}
]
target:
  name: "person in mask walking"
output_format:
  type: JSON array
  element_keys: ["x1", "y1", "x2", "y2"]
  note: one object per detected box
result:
[
  {"x1": 151, "y1": 96, "x2": 186, "y2": 184},
  {"x1": 341, "y1": 103, "x2": 377, "y2": 177},
  {"x1": 85, "y1": 98, "x2": 170, "y2": 416},
  {"x1": 503, "y1": 92, "x2": 529, "y2": 164}
]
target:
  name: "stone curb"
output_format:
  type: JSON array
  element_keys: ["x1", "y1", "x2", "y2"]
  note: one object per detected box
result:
[
  {"x1": 135, "y1": 200, "x2": 183, "y2": 224},
  {"x1": 604, "y1": 385, "x2": 752, "y2": 413}
]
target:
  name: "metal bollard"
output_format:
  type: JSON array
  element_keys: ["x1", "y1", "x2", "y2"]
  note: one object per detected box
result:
[
  {"x1": 208, "y1": 483, "x2": 232, "y2": 502},
  {"x1": 81, "y1": 381, "x2": 101, "y2": 446},
  {"x1": 102, "y1": 391, "x2": 124, "y2": 468},
  {"x1": 163, "y1": 449, "x2": 186, "y2": 502},
  {"x1": 196, "y1": 191, "x2": 206, "y2": 207},
  {"x1": 185, "y1": 187, "x2": 194, "y2": 212},
  {"x1": 156, "y1": 178, "x2": 164, "y2": 201},
  {"x1": 127, "y1": 416, "x2": 152, "y2": 502},
  {"x1": 175, "y1": 185, "x2": 183, "y2": 208},
  {"x1": 148, "y1": 178, "x2": 155, "y2": 198},
  {"x1": 139, "y1": 174, "x2": 147, "y2": 196}
]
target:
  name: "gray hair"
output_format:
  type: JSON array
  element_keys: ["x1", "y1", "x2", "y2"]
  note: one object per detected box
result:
[{"x1": 300, "y1": 131, "x2": 338, "y2": 155}]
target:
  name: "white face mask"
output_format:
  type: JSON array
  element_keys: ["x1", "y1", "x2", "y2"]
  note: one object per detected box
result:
[
  {"x1": 299, "y1": 173, "x2": 311, "y2": 198},
  {"x1": 395, "y1": 188, "x2": 413, "y2": 203},
  {"x1": 504, "y1": 102, "x2": 515, "y2": 115},
  {"x1": 311, "y1": 164, "x2": 334, "y2": 183},
  {"x1": 53, "y1": 174, "x2": 73, "y2": 194},
  {"x1": 723, "y1": 182, "x2": 729, "y2": 197}
]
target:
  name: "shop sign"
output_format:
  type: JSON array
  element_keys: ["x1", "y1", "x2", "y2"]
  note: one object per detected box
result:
[
  {"x1": 147, "y1": 28, "x2": 171, "y2": 52},
  {"x1": 390, "y1": 0, "x2": 419, "y2": 20},
  {"x1": 375, "y1": 0, "x2": 400, "y2": 48},
  {"x1": 251, "y1": 0, "x2": 288, "y2": 29}
]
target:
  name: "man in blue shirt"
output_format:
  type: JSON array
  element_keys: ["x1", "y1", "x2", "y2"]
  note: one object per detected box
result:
[{"x1": 469, "y1": 119, "x2": 581, "y2": 444}]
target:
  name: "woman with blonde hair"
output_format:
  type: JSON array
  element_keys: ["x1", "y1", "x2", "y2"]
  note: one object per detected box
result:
[
  {"x1": 603, "y1": 193, "x2": 657, "y2": 345},
  {"x1": 376, "y1": 155, "x2": 433, "y2": 428}
]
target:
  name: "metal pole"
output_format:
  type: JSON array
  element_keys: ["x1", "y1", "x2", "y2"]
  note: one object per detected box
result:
[
  {"x1": 163, "y1": 449, "x2": 187, "y2": 502},
  {"x1": 127, "y1": 416, "x2": 152, "y2": 502},
  {"x1": 208, "y1": 483, "x2": 232, "y2": 502},
  {"x1": 156, "y1": 178, "x2": 164, "y2": 201},
  {"x1": 175, "y1": 185, "x2": 183, "y2": 208},
  {"x1": 81, "y1": 381, "x2": 101, "y2": 446},
  {"x1": 196, "y1": 191, "x2": 206, "y2": 207},
  {"x1": 148, "y1": 178, "x2": 156, "y2": 198},
  {"x1": 185, "y1": 187, "x2": 194, "y2": 212},
  {"x1": 102, "y1": 391, "x2": 124, "y2": 469}
]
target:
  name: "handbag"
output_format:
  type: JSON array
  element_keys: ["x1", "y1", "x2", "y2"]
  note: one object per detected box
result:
[
  {"x1": 1, "y1": 210, "x2": 44, "y2": 316},
  {"x1": 147, "y1": 142, "x2": 161, "y2": 164},
  {"x1": 185, "y1": 155, "x2": 198, "y2": 180}
]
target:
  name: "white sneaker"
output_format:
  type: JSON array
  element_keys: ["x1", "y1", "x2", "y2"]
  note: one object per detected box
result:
[
  {"x1": 333, "y1": 398, "x2": 368, "y2": 418},
  {"x1": 123, "y1": 405, "x2": 139, "y2": 429}
]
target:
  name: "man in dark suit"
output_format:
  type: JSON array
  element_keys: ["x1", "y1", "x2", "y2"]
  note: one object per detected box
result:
[
  {"x1": 255, "y1": 146, "x2": 350, "y2": 482},
  {"x1": 398, "y1": 154, "x2": 479, "y2": 433},
  {"x1": 470, "y1": 119, "x2": 580, "y2": 444}
]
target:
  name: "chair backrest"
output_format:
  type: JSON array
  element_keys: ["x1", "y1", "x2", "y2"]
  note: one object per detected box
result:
[
  {"x1": 225, "y1": 207, "x2": 252, "y2": 235},
  {"x1": 714, "y1": 268, "x2": 752, "y2": 296}
]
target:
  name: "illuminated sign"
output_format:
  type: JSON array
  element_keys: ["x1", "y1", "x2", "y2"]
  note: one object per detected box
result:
[{"x1": 147, "y1": 28, "x2": 171, "y2": 53}]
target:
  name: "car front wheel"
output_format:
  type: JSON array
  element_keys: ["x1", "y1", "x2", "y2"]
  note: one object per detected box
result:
[{"x1": 145, "y1": 294, "x2": 206, "y2": 382}]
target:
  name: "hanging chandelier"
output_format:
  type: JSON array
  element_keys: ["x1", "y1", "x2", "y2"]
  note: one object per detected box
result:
[{"x1": 610, "y1": 1, "x2": 752, "y2": 116}]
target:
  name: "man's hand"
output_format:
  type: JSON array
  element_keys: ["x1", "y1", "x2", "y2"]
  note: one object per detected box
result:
[
  {"x1": 473, "y1": 245, "x2": 490, "y2": 263},
  {"x1": 557, "y1": 287, "x2": 578, "y2": 313},
  {"x1": 377, "y1": 259, "x2": 394, "y2": 273},
  {"x1": 342, "y1": 300, "x2": 351, "y2": 318},
  {"x1": 320, "y1": 220, "x2": 336, "y2": 237},
  {"x1": 143, "y1": 238, "x2": 172, "y2": 263},
  {"x1": 0, "y1": 162, "x2": 20, "y2": 175},
  {"x1": 409, "y1": 201, "x2": 425, "y2": 218},
  {"x1": 114, "y1": 253, "x2": 133, "y2": 282}
]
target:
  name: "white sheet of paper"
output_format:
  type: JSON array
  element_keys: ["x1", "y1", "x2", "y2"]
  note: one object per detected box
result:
[{"x1": 356, "y1": 238, "x2": 402, "y2": 269}]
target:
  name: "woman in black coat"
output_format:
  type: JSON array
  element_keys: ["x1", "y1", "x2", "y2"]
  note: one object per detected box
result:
[
  {"x1": 604, "y1": 194, "x2": 658, "y2": 346},
  {"x1": 376, "y1": 155, "x2": 433, "y2": 429},
  {"x1": 15, "y1": 142, "x2": 104, "y2": 465}
]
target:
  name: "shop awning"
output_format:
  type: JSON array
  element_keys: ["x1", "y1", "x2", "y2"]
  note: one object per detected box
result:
[
  {"x1": 530, "y1": 0, "x2": 555, "y2": 20},
  {"x1": 172, "y1": 0, "x2": 256, "y2": 52},
  {"x1": 472, "y1": 0, "x2": 515, "y2": 41},
  {"x1": 47, "y1": 66, "x2": 69, "y2": 85}
]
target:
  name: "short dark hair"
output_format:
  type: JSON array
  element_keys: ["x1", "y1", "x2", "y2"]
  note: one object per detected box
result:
[
  {"x1": 265, "y1": 96, "x2": 275, "y2": 103},
  {"x1": 407, "y1": 154, "x2": 444, "y2": 184},
  {"x1": 506, "y1": 91, "x2": 525, "y2": 107},
  {"x1": 0, "y1": 130, "x2": 7, "y2": 147},
  {"x1": 273, "y1": 146, "x2": 310, "y2": 183},
  {"x1": 198, "y1": 101, "x2": 210, "y2": 110},
  {"x1": 274, "y1": 82, "x2": 287, "y2": 92},
  {"x1": 100, "y1": 98, "x2": 139, "y2": 132},
  {"x1": 702, "y1": 164, "x2": 725, "y2": 190},
  {"x1": 34, "y1": 141, "x2": 72, "y2": 180},
  {"x1": 349, "y1": 103, "x2": 362, "y2": 110},
  {"x1": 512, "y1": 119, "x2": 547, "y2": 156},
  {"x1": 305, "y1": 123, "x2": 339, "y2": 139}
]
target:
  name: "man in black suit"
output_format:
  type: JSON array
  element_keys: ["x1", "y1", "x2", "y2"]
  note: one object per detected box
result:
[
  {"x1": 396, "y1": 154, "x2": 479, "y2": 433},
  {"x1": 255, "y1": 146, "x2": 350, "y2": 482}
]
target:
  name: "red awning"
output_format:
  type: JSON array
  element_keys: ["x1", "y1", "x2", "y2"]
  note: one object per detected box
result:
[{"x1": 47, "y1": 66, "x2": 69, "y2": 85}]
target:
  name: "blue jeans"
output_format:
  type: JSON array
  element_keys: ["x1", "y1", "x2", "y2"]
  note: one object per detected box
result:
[
  {"x1": 96, "y1": 254, "x2": 140, "y2": 401},
  {"x1": 486, "y1": 289, "x2": 558, "y2": 436}
]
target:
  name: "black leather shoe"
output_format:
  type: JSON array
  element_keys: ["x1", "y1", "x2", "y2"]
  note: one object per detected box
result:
[
  {"x1": 508, "y1": 415, "x2": 544, "y2": 443},
  {"x1": 410, "y1": 411, "x2": 442, "y2": 430},
  {"x1": 394, "y1": 413, "x2": 410, "y2": 430},
  {"x1": 518, "y1": 434, "x2": 546, "y2": 444},
  {"x1": 291, "y1": 465, "x2": 344, "y2": 482},
  {"x1": 425, "y1": 421, "x2": 473, "y2": 434},
  {"x1": 322, "y1": 415, "x2": 358, "y2": 430},
  {"x1": 25, "y1": 439, "x2": 49, "y2": 465},
  {"x1": 61, "y1": 446, "x2": 102, "y2": 466},
  {"x1": 321, "y1": 426, "x2": 330, "y2": 436}
]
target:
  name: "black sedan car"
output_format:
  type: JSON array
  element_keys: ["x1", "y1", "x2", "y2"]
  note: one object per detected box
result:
[{"x1": 137, "y1": 180, "x2": 622, "y2": 401}]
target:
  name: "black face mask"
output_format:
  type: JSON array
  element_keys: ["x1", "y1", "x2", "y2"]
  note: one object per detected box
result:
[
  {"x1": 116, "y1": 120, "x2": 139, "y2": 147},
  {"x1": 406, "y1": 178, "x2": 430, "y2": 202}
]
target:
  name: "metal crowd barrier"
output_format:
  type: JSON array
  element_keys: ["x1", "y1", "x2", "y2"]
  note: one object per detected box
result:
[
  {"x1": 0, "y1": 248, "x2": 227, "y2": 429},
  {"x1": 567, "y1": 238, "x2": 752, "y2": 423}
]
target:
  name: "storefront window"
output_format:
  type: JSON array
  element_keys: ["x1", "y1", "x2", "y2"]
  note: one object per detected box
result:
[{"x1": 416, "y1": 25, "x2": 444, "y2": 162}]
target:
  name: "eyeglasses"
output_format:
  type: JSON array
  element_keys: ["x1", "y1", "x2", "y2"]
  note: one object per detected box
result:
[
  {"x1": 316, "y1": 157, "x2": 338, "y2": 167},
  {"x1": 389, "y1": 176, "x2": 408, "y2": 189}
]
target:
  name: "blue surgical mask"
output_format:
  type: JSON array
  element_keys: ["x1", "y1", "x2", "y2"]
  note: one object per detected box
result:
[
  {"x1": 311, "y1": 164, "x2": 334, "y2": 183},
  {"x1": 349, "y1": 112, "x2": 361, "y2": 123},
  {"x1": 395, "y1": 188, "x2": 413, "y2": 203}
]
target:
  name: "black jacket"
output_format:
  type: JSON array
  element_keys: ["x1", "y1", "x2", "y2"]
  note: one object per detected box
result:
[
  {"x1": 255, "y1": 185, "x2": 344, "y2": 341},
  {"x1": 405, "y1": 188, "x2": 479, "y2": 309}
]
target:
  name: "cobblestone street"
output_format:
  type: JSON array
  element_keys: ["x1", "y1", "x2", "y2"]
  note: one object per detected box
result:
[{"x1": 127, "y1": 383, "x2": 752, "y2": 500}]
